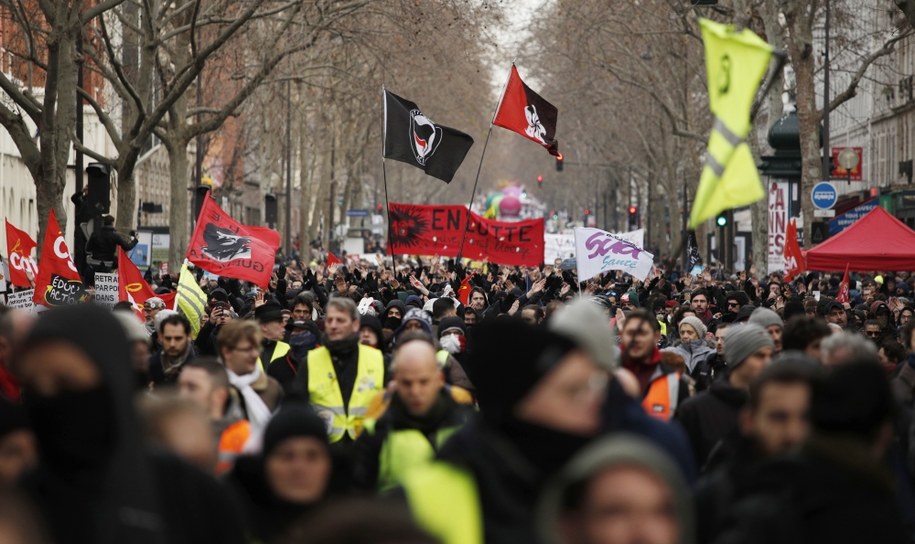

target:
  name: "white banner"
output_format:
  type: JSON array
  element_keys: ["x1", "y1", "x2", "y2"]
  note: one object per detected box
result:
[
  {"x1": 767, "y1": 181, "x2": 788, "y2": 273},
  {"x1": 5, "y1": 289, "x2": 34, "y2": 312},
  {"x1": 94, "y1": 272, "x2": 119, "y2": 308},
  {"x1": 545, "y1": 234, "x2": 576, "y2": 263},
  {"x1": 574, "y1": 227, "x2": 654, "y2": 282}
]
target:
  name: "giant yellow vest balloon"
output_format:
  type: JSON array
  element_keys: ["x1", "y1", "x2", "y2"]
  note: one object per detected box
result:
[{"x1": 689, "y1": 19, "x2": 773, "y2": 229}]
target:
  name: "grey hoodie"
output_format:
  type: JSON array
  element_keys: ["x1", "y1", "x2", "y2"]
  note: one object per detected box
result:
[{"x1": 537, "y1": 434, "x2": 695, "y2": 544}]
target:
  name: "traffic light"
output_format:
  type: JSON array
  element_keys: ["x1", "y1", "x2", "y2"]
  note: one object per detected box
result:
[
  {"x1": 85, "y1": 162, "x2": 111, "y2": 216},
  {"x1": 265, "y1": 193, "x2": 278, "y2": 227},
  {"x1": 627, "y1": 206, "x2": 638, "y2": 229},
  {"x1": 537, "y1": 175, "x2": 543, "y2": 187},
  {"x1": 550, "y1": 210, "x2": 558, "y2": 220},
  {"x1": 716, "y1": 211, "x2": 728, "y2": 227},
  {"x1": 193, "y1": 184, "x2": 211, "y2": 223},
  {"x1": 376, "y1": 203, "x2": 384, "y2": 213},
  {"x1": 555, "y1": 153, "x2": 564, "y2": 172}
]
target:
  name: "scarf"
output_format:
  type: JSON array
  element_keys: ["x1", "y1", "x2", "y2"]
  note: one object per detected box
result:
[{"x1": 227, "y1": 365, "x2": 272, "y2": 432}]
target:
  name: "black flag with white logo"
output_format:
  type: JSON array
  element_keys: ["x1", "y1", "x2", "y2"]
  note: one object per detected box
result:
[{"x1": 383, "y1": 90, "x2": 474, "y2": 183}]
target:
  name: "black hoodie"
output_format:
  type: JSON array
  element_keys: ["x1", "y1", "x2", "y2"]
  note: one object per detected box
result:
[{"x1": 18, "y1": 304, "x2": 245, "y2": 544}]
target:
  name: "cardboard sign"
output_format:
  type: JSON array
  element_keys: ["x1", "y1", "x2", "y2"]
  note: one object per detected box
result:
[
  {"x1": 94, "y1": 272, "x2": 119, "y2": 308},
  {"x1": 574, "y1": 227, "x2": 654, "y2": 282},
  {"x1": 5, "y1": 289, "x2": 34, "y2": 312}
]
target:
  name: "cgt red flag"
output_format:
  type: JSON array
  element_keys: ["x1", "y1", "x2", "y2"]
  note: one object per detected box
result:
[
  {"x1": 783, "y1": 218, "x2": 804, "y2": 282},
  {"x1": 837, "y1": 263, "x2": 851, "y2": 304},
  {"x1": 493, "y1": 64, "x2": 560, "y2": 156},
  {"x1": 458, "y1": 274, "x2": 473, "y2": 306},
  {"x1": 5, "y1": 219, "x2": 38, "y2": 288},
  {"x1": 117, "y1": 247, "x2": 175, "y2": 309},
  {"x1": 327, "y1": 252, "x2": 343, "y2": 267},
  {"x1": 186, "y1": 197, "x2": 279, "y2": 288},
  {"x1": 33, "y1": 209, "x2": 85, "y2": 306}
]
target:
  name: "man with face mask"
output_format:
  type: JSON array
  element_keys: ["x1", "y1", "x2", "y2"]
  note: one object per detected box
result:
[
  {"x1": 354, "y1": 333, "x2": 470, "y2": 491},
  {"x1": 14, "y1": 304, "x2": 245, "y2": 544}
]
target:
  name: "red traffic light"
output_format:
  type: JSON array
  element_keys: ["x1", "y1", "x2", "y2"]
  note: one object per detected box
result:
[
  {"x1": 584, "y1": 208, "x2": 591, "y2": 216},
  {"x1": 536, "y1": 175, "x2": 543, "y2": 184},
  {"x1": 628, "y1": 206, "x2": 637, "y2": 215}
]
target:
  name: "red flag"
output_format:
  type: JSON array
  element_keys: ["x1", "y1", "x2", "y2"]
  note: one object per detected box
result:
[
  {"x1": 117, "y1": 247, "x2": 175, "y2": 309},
  {"x1": 458, "y1": 274, "x2": 473, "y2": 306},
  {"x1": 493, "y1": 64, "x2": 560, "y2": 156},
  {"x1": 327, "y1": 252, "x2": 342, "y2": 267},
  {"x1": 33, "y1": 209, "x2": 86, "y2": 306},
  {"x1": 5, "y1": 219, "x2": 38, "y2": 288},
  {"x1": 837, "y1": 263, "x2": 850, "y2": 304},
  {"x1": 783, "y1": 218, "x2": 804, "y2": 282},
  {"x1": 186, "y1": 197, "x2": 279, "y2": 287}
]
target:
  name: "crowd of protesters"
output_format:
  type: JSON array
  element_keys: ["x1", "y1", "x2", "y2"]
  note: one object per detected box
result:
[{"x1": 0, "y1": 252, "x2": 914, "y2": 544}]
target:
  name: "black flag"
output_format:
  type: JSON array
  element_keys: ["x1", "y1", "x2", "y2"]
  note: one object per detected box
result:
[
  {"x1": 383, "y1": 90, "x2": 474, "y2": 183},
  {"x1": 687, "y1": 231, "x2": 703, "y2": 271}
]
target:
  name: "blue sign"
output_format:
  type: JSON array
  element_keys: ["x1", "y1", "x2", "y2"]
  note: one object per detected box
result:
[
  {"x1": 828, "y1": 199, "x2": 878, "y2": 236},
  {"x1": 346, "y1": 208, "x2": 370, "y2": 217},
  {"x1": 811, "y1": 182, "x2": 838, "y2": 210}
]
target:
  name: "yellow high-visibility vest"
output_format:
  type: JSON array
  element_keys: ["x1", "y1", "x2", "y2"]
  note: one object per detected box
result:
[
  {"x1": 402, "y1": 462, "x2": 482, "y2": 544},
  {"x1": 307, "y1": 344, "x2": 384, "y2": 442}
]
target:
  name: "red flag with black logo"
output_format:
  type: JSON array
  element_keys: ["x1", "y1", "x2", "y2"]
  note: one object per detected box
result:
[
  {"x1": 493, "y1": 64, "x2": 560, "y2": 156},
  {"x1": 186, "y1": 197, "x2": 279, "y2": 287},
  {"x1": 33, "y1": 209, "x2": 86, "y2": 306},
  {"x1": 327, "y1": 252, "x2": 342, "y2": 267},
  {"x1": 837, "y1": 263, "x2": 850, "y2": 304},
  {"x1": 458, "y1": 274, "x2": 473, "y2": 306},
  {"x1": 5, "y1": 219, "x2": 38, "y2": 288}
]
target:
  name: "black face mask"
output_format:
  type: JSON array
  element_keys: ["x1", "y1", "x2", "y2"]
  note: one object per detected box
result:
[
  {"x1": 26, "y1": 385, "x2": 117, "y2": 475},
  {"x1": 383, "y1": 316, "x2": 402, "y2": 330}
]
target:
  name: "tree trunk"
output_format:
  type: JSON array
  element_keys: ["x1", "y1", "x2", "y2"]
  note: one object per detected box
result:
[{"x1": 165, "y1": 137, "x2": 192, "y2": 272}]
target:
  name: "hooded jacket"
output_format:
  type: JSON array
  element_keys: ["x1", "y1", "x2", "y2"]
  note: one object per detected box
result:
[
  {"x1": 18, "y1": 304, "x2": 244, "y2": 544},
  {"x1": 666, "y1": 340, "x2": 716, "y2": 374},
  {"x1": 537, "y1": 435, "x2": 695, "y2": 544}
]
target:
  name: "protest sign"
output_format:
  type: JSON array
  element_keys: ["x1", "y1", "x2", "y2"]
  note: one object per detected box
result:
[
  {"x1": 388, "y1": 203, "x2": 544, "y2": 266},
  {"x1": 94, "y1": 272, "x2": 119, "y2": 308},
  {"x1": 574, "y1": 227, "x2": 654, "y2": 282},
  {"x1": 5, "y1": 289, "x2": 34, "y2": 312}
]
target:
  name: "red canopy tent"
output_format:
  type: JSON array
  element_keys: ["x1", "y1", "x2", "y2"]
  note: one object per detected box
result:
[{"x1": 804, "y1": 206, "x2": 915, "y2": 271}]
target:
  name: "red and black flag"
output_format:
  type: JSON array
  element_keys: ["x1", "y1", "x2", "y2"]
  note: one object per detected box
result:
[
  {"x1": 493, "y1": 64, "x2": 560, "y2": 156},
  {"x1": 383, "y1": 90, "x2": 474, "y2": 183},
  {"x1": 186, "y1": 197, "x2": 280, "y2": 288}
]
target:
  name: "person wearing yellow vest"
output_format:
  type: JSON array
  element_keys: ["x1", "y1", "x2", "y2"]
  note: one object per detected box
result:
[
  {"x1": 401, "y1": 318, "x2": 608, "y2": 544},
  {"x1": 354, "y1": 332, "x2": 470, "y2": 491},
  {"x1": 255, "y1": 301, "x2": 300, "y2": 393},
  {"x1": 291, "y1": 296, "x2": 388, "y2": 452},
  {"x1": 176, "y1": 357, "x2": 251, "y2": 475}
]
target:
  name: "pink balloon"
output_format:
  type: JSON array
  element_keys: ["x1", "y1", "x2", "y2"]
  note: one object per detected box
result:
[{"x1": 499, "y1": 195, "x2": 522, "y2": 217}]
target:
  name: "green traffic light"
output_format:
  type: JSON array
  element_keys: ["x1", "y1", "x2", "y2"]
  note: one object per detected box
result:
[{"x1": 716, "y1": 214, "x2": 727, "y2": 227}]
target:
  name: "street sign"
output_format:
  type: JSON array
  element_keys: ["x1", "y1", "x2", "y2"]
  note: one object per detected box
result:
[
  {"x1": 811, "y1": 181, "x2": 838, "y2": 210},
  {"x1": 814, "y1": 209, "x2": 836, "y2": 218}
]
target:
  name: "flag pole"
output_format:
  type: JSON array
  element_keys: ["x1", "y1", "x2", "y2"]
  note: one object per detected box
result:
[
  {"x1": 457, "y1": 62, "x2": 514, "y2": 260},
  {"x1": 381, "y1": 86, "x2": 396, "y2": 266}
]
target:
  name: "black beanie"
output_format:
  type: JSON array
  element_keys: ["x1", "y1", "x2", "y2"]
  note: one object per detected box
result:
[
  {"x1": 468, "y1": 319, "x2": 576, "y2": 425},
  {"x1": 437, "y1": 316, "x2": 466, "y2": 338},
  {"x1": 254, "y1": 301, "x2": 284, "y2": 324},
  {"x1": 263, "y1": 403, "x2": 329, "y2": 457},
  {"x1": 812, "y1": 361, "x2": 894, "y2": 439}
]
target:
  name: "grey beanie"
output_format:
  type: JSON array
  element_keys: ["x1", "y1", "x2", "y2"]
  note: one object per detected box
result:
[
  {"x1": 749, "y1": 307, "x2": 783, "y2": 330},
  {"x1": 724, "y1": 323, "x2": 774, "y2": 368},
  {"x1": 550, "y1": 297, "x2": 618, "y2": 369},
  {"x1": 678, "y1": 315, "x2": 707, "y2": 339}
]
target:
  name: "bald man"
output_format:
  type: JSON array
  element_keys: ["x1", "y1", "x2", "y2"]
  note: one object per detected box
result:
[{"x1": 353, "y1": 331, "x2": 471, "y2": 491}]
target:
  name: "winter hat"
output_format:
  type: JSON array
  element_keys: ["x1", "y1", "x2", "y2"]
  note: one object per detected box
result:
[
  {"x1": 811, "y1": 361, "x2": 894, "y2": 440},
  {"x1": 724, "y1": 324, "x2": 774, "y2": 368},
  {"x1": 395, "y1": 307, "x2": 432, "y2": 336},
  {"x1": 468, "y1": 319, "x2": 576, "y2": 424},
  {"x1": 254, "y1": 301, "x2": 284, "y2": 324},
  {"x1": 783, "y1": 299, "x2": 806, "y2": 320},
  {"x1": 626, "y1": 289, "x2": 640, "y2": 308},
  {"x1": 437, "y1": 316, "x2": 466, "y2": 338},
  {"x1": 550, "y1": 297, "x2": 619, "y2": 369},
  {"x1": 749, "y1": 307, "x2": 783, "y2": 330},
  {"x1": 735, "y1": 304, "x2": 756, "y2": 322},
  {"x1": 359, "y1": 315, "x2": 384, "y2": 344},
  {"x1": 404, "y1": 295, "x2": 424, "y2": 309},
  {"x1": 112, "y1": 310, "x2": 150, "y2": 343},
  {"x1": 153, "y1": 309, "x2": 180, "y2": 332},
  {"x1": 678, "y1": 316, "x2": 706, "y2": 339},
  {"x1": 263, "y1": 403, "x2": 329, "y2": 457},
  {"x1": 144, "y1": 297, "x2": 165, "y2": 310}
]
